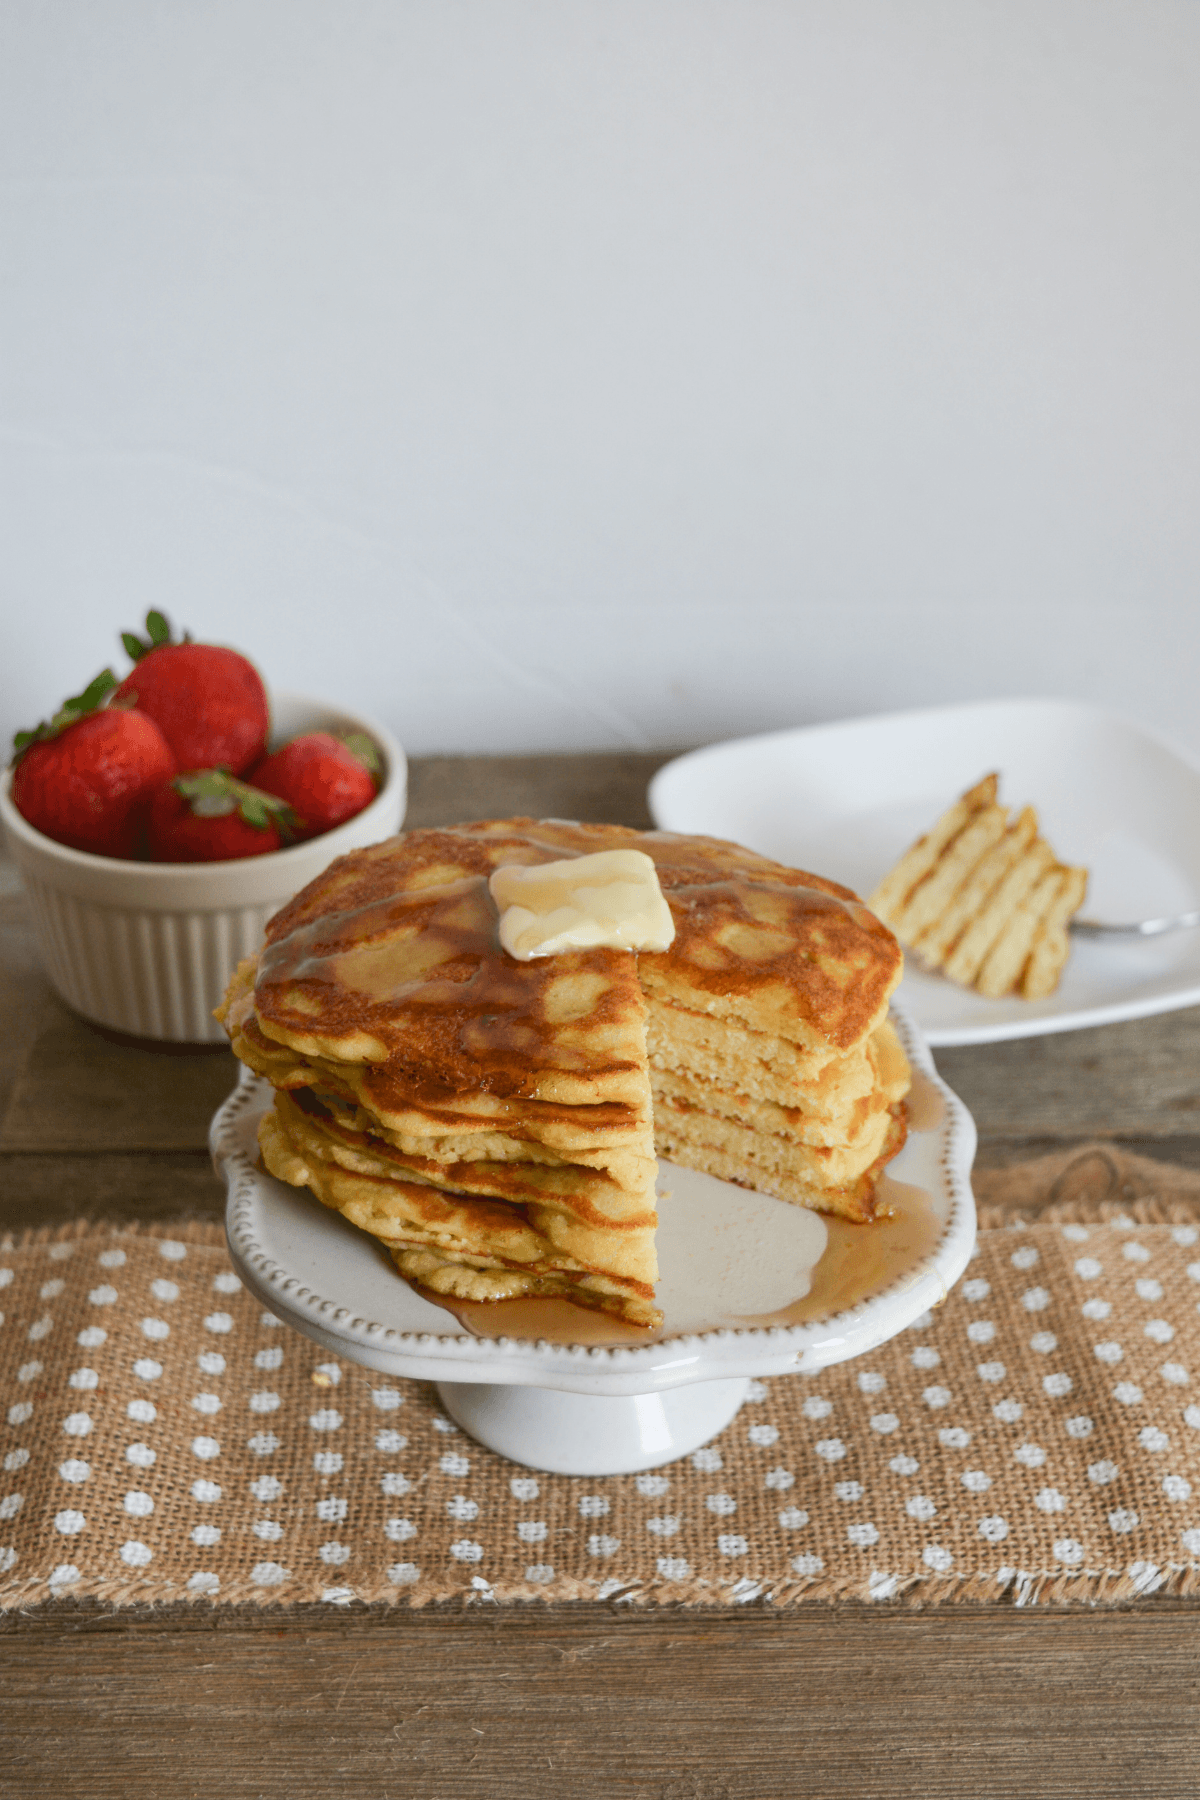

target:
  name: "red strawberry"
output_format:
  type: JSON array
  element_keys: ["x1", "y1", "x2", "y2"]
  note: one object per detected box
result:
[
  {"x1": 146, "y1": 769, "x2": 297, "y2": 863},
  {"x1": 249, "y1": 732, "x2": 379, "y2": 840},
  {"x1": 10, "y1": 671, "x2": 176, "y2": 858},
  {"x1": 113, "y1": 611, "x2": 269, "y2": 776}
]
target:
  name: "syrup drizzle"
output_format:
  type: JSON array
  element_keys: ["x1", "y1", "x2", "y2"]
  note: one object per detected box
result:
[
  {"x1": 253, "y1": 819, "x2": 900, "y2": 1102},
  {"x1": 412, "y1": 1071, "x2": 948, "y2": 1347},
  {"x1": 903, "y1": 1066, "x2": 945, "y2": 1133}
]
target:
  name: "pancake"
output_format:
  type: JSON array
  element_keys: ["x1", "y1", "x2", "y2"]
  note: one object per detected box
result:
[
  {"x1": 869, "y1": 776, "x2": 1088, "y2": 999},
  {"x1": 219, "y1": 819, "x2": 909, "y2": 1328},
  {"x1": 261, "y1": 1086, "x2": 661, "y2": 1320}
]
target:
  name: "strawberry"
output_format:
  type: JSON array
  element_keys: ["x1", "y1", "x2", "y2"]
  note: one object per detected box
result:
[
  {"x1": 249, "y1": 732, "x2": 379, "y2": 840},
  {"x1": 10, "y1": 670, "x2": 176, "y2": 858},
  {"x1": 113, "y1": 611, "x2": 269, "y2": 776},
  {"x1": 146, "y1": 769, "x2": 298, "y2": 862}
]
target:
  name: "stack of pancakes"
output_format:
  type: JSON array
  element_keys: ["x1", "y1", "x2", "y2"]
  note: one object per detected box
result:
[{"x1": 218, "y1": 820, "x2": 908, "y2": 1329}]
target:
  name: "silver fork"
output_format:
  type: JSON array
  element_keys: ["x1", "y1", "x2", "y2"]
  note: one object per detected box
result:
[{"x1": 1071, "y1": 910, "x2": 1200, "y2": 939}]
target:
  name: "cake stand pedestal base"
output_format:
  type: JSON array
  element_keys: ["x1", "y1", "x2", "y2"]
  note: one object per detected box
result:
[{"x1": 436, "y1": 1377, "x2": 751, "y2": 1475}]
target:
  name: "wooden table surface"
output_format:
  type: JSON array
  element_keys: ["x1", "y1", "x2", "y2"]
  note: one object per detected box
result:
[{"x1": 3, "y1": 752, "x2": 1199, "y2": 1799}]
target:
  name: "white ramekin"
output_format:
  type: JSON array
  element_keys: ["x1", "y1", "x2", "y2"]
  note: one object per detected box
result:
[{"x1": 0, "y1": 690, "x2": 407, "y2": 1043}]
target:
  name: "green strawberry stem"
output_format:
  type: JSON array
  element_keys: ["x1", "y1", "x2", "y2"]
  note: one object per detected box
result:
[
  {"x1": 122, "y1": 609, "x2": 188, "y2": 663},
  {"x1": 340, "y1": 731, "x2": 382, "y2": 784},
  {"x1": 173, "y1": 769, "x2": 300, "y2": 839},
  {"x1": 10, "y1": 668, "x2": 119, "y2": 765}
]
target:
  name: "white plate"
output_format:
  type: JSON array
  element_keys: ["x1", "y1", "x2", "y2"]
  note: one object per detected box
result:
[
  {"x1": 215, "y1": 1005, "x2": 976, "y2": 1470},
  {"x1": 650, "y1": 697, "x2": 1200, "y2": 1046}
]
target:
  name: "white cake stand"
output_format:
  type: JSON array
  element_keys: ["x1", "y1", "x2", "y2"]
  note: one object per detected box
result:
[{"x1": 214, "y1": 1004, "x2": 976, "y2": 1475}]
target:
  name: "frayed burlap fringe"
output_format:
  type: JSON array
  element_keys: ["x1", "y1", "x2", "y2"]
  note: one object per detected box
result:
[
  {"x1": 975, "y1": 1142, "x2": 1200, "y2": 1230},
  {"x1": 5, "y1": 1563, "x2": 1200, "y2": 1613},
  {"x1": 0, "y1": 1218, "x2": 227, "y2": 1253}
]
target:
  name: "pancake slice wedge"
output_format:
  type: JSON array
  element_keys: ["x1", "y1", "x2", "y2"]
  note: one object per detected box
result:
[
  {"x1": 1016, "y1": 864, "x2": 1090, "y2": 1001},
  {"x1": 868, "y1": 774, "x2": 998, "y2": 924},
  {"x1": 870, "y1": 778, "x2": 1088, "y2": 1001}
]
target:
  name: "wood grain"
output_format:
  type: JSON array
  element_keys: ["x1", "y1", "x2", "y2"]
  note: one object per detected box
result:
[
  {"x1": 404, "y1": 751, "x2": 676, "y2": 834},
  {"x1": 935, "y1": 1007, "x2": 1200, "y2": 1146},
  {"x1": 0, "y1": 1008, "x2": 237, "y2": 1154},
  {"x1": 0, "y1": 1151, "x2": 226, "y2": 1230},
  {"x1": 3, "y1": 1604, "x2": 1200, "y2": 1800},
  {"x1": 0, "y1": 866, "x2": 57, "y2": 1122}
]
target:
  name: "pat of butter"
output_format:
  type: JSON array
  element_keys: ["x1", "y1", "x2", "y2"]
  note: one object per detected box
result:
[{"x1": 489, "y1": 849, "x2": 676, "y2": 961}]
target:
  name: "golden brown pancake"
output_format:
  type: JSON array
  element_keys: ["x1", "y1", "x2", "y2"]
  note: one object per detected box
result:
[
  {"x1": 869, "y1": 776, "x2": 1088, "y2": 999},
  {"x1": 219, "y1": 819, "x2": 909, "y2": 1329}
]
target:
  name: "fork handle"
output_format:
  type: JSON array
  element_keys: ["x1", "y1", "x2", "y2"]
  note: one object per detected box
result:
[{"x1": 1071, "y1": 911, "x2": 1200, "y2": 938}]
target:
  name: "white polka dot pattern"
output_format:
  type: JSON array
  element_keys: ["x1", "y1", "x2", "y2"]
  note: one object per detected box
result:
[{"x1": 0, "y1": 1218, "x2": 1199, "y2": 1607}]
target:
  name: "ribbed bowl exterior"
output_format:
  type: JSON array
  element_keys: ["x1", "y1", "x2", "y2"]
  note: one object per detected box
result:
[
  {"x1": 15, "y1": 876, "x2": 280, "y2": 1041},
  {"x1": 1, "y1": 692, "x2": 406, "y2": 1043}
]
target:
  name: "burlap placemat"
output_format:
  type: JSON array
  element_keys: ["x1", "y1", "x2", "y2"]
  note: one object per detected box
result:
[{"x1": 3, "y1": 1144, "x2": 1200, "y2": 1610}]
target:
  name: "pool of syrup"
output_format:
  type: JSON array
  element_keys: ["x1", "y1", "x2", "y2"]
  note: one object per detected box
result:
[
  {"x1": 410, "y1": 1068, "x2": 949, "y2": 1347},
  {"x1": 427, "y1": 1292, "x2": 657, "y2": 1347},
  {"x1": 743, "y1": 1171, "x2": 942, "y2": 1328},
  {"x1": 422, "y1": 1172, "x2": 942, "y2": 1346}
]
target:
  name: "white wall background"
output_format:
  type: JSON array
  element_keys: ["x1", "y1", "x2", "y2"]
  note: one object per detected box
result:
[{"x1": 4, "y1": 2, "x2": 1199, "y2": 759}]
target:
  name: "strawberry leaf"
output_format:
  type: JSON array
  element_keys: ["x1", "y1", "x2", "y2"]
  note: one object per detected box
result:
[
  {"x1": 173, "y1": 770, "x2": 238, "y2": 817},
  {"x1": 173, "y1": 769, "x2": 299, "y2": 839},
  {"x1": 10, "y1": 668, "x2": 118, "y2": 765},
  {"x1": 122, "y1": 609, "x2": 185, "y2": 662},
  {"x1": 340, "y1": 731, "x2": 382, "y2": 784}
]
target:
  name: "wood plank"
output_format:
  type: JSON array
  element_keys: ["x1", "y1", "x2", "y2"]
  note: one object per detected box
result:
[
  {"x1": 0, "y1": 868, "x2": 58, "y2": 1123},
  {"x1": 0, "y1": 1006, "x2": 238, "y2": 1154},
  {"x1": 972, "y1": 1133, "x2": 1200, "y2": 1173},
  {"x1": 0, "y1": 1151, "x2": 226, "y2": 1231},
  {"x1": 934, "y1": 1004, "x2": 1200, "y2": 1141},
  {"x1": 404, "y1": 751, "x2": 677, "y2": 833},
  {"x1": 2, "y1": 1605, "x2": 1199, "y2": 1799}
]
